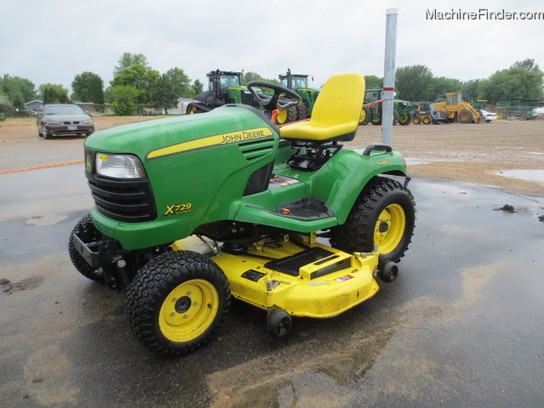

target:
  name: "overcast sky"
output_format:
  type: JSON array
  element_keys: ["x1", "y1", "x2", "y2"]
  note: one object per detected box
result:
[{"x1": 2, "y1": 0, "x2": 543, "y2": 93}]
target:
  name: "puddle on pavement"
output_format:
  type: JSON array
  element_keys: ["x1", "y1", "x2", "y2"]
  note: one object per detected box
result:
[
  {"x1": 207, "y1": 328, "x2": 396, "y2": 407},
  {"x1": 496, "y1": 169, "x2": 544, "y2": 185}
]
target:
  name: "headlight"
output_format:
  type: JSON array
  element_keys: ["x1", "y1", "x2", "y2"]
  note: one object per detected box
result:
[
  {"x1": 95, "y1": 153, "x2": 145, "y2": 179},
  {"x1": 44, "y1": 120, "x2": 61, "y2": 125},
  {"x1": 82, "y1": 119, "x2": 93, "y2": 125}
]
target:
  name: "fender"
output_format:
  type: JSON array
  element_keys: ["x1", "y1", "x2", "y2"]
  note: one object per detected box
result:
[{"x1": 307, "y1": 147, "x2": 408, "y2": 224}]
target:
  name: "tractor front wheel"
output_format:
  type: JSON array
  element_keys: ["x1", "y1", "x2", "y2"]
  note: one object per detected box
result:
[
  {"x1": 330, "y1": 178, "x2": 416, "y2": 264},
  {"x1": 458, "y1": 109, "x2": 474, "y2": 123},
  {"x1": 126, "y1": 251, "x2": 230, "y2": 357},
  {"x1": 68, "y1": 213, "x2": 104, "y2": 283}
]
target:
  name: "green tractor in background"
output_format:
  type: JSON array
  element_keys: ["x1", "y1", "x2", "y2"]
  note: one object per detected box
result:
[
  {"x1": 359, "y1": 89, "x2": 412, "y2": 126},
  {"x1": 186, "y1": 70, "x2": 256, "y2": 114},
  {"x1": 279, "y1": 69, "x2": 320, "y2": 121},
  {"x1": 186, "y1": 70, "x2": 299, "y2": 125}
]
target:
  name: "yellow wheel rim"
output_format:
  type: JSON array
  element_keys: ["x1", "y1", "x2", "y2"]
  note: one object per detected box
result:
[
  {"x1": 187, "y1": 106, "x2": 197, "y2": 114},
  {"x1": 374, "y1": 204, "x2": 406, "y2": 254},
  {"x1": 276, "y1": 109, "x2": 287, "y2": 124},
  {"x1": 159, "y1": 279, "x2": 219, "y2": 342},
  {"x1": 359, "y1": 109, "x2": 367, "y2": 123}
]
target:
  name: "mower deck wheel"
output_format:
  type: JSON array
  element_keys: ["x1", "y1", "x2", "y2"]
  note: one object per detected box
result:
[{"x1": 267, "y1": 309, "x2": 292, "y2": 337}]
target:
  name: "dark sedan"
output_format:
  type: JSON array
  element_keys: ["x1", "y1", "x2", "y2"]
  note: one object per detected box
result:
[{"x1": 37, "y1": 104, "x2": 95, "y2": 138}]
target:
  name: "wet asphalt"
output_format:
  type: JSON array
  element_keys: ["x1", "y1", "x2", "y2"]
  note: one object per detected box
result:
[{"x1": 0, "y1": 164, "x2": 543, "y2": 408}]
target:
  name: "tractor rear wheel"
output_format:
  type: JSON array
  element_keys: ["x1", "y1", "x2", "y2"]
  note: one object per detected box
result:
[
  {"x1": 458, "y1": 109, "x2": 474, "y2": 123},
  {"x1": 296, "y1": 103, "x2": 308, "y2": 121},
  {"x1": 399, "y1": 112, "x2": 412, "y2": 125},
  {"x1": 186, "y1": 104, "x2": 199, "y2": 115},
  {"x1": 330, "y1": 178, "x2": 416, "y2": 264},
  {"x1": 276, "y1": 105, "x2": 298, "y2": 125},
  {"x1": 359, "y1": 106, "x2": 371, "y2": 125},
  {"x1": 126, "y1": 251, "x2": 230, "y2": 357},
  {"x1": 68, "y1": 213, "x2": 105, "y2": 283}
]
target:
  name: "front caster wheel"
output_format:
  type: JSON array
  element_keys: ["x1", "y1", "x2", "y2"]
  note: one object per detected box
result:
[
  {"x1": 378, "y1": 261, "x2": 399, "y2": 283},
  {"x1": 126, "y1": 251, "x2": 230, "y2": 357},
  {"x1": 267, "y1": 309, "x2": 292, "y2": 337}
]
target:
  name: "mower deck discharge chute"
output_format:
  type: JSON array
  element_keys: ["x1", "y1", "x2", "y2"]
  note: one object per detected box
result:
[{"x1": 70, "y1": 73, "x2": 415, "y2": 356}]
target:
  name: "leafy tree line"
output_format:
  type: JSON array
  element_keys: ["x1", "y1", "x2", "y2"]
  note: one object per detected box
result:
[
  {"x1": 1, "y1": 56, "x2": 542, "y2": 115},
  {"x1": 392, "y1": 58, "x2": 543, "y2": 104}
]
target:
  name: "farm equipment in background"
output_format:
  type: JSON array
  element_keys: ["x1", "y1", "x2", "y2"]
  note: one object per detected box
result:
[
  {"x1": 359, "y1": 89, "x2": 412, "y2": 126},
  {"x1": 186, "y1": 70, "x2": 251, "y2": 114},
  {"x1": 411, "y1": 102, "x2": 435, "y2": 125},
  {"x1": 186, "y1": 70, "x2": 299, "y2": 125},
  {"x1": 433, "y1": 92, "x2": 481, "y2": 123},
  {"x1": 278, "y1": 69, "x2": 320, "y2": 121}
]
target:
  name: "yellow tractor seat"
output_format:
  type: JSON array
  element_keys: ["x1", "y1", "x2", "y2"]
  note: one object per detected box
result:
[{"x1": 280, "y1": 73, "x2": 366, "y2": 142}]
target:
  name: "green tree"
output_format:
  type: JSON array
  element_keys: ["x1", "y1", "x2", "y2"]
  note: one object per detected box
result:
[
  {"x1": 111, "y1": 63, "x2": 160, "y2": 107},
  {"x1": 114, "y1": 52, "x2": 150, "y2": 76},
  {"x1": 39, "y1": 84, "x2": 71, "y2": 104},
  {"x1": 241, "y1": 71, "x2": 279, "y2": 85},
  {"x1": 108, "y1": 85, "x2": 139, "y2": 115},
  {"x1": 395, "y1": 65, "x2": 434, "y2": 101},
  {"x1": 192, "y1": 79, "x2": 203, "y2": 96},
  {"x1": 72, "y1": 72, "x2": 104, "y2": 104},
  {"x1": 0, "y1": 75, "x2": 36, "y2": 109},
  {"x1": 151, "y1": 68, "x2": 193, "y2": 113},
  {"x1": 429, "y1": 77, "x2": 463, "y2": 100},
  {"x1": 462, "y1": 79, "x2": 483, "y2": 103},
  {"x1": 364, "y1": 75, "x2": 383, "y2": 90},
  {"x1": 0, "y1": 92, "x2": 13, "y2": 114},
  {"x1": 479, "y1": 59, "x2": 543, "y2": 103}
]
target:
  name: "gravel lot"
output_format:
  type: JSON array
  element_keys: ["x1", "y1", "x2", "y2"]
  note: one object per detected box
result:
[{"x1": 1, "y1": 116, "x2": 543, "y2": 196}]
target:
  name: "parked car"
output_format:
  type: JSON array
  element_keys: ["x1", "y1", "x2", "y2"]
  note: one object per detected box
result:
[
  {"x1": 37, "y1": 104, "x2": 95, "y2": 138},
  {"x1": 479, "y1": 110, "x2": 497, "y2": 123}
]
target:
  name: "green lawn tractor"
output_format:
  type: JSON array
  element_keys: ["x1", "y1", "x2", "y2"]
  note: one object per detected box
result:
[
  {"x1": 359, "y1": 88, "x2": 412, "y2": 126},
  {"x1": 69, "y1": 73, "x2": 416, "y2": 357},
  {"x1": 279, "y1": 69, "x2": 320, "y2": 121}
]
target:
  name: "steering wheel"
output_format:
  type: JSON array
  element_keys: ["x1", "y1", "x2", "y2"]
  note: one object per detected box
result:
[{"x1": 247, "y1": 81, "x2": 302, "y2": 112}]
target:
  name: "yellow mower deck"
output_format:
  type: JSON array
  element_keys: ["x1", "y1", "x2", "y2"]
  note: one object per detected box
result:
[{"x1": 173, "y1": 234, "x2": 380, "y2": 319}]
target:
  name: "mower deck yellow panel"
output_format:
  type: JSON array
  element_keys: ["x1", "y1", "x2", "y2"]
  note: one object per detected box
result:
[{"x1": 210, "y1": 241, "x2": 380, "y2": 319}]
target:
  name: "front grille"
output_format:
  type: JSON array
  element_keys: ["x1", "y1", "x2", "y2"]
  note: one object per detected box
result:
[
  {"x1": 88, "y1": 176, "x2": 156, "y2": 222},
  {"x1": 63, "y1": 121, "x2": 80, "y2": 124}
]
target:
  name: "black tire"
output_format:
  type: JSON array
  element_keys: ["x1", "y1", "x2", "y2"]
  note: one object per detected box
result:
[
  {"x1": 393, "y1": 110, "x2": 400, "y2": 126},
  {"x1": 412, "y1": 116, "x2": 421, "y2": 125},
  {"x1": 330, "y1": 177, "x2": 416, "y2": 264},
  {"x1": 296, "y1": 103, "x2": 308, "y2": 121},
  {"x1": 458, "y1": 109, "x2": 474, "y2": 123},
  {"x1": 359, "y1": 106, "x2": 371, "y2": 125},
  {"x1": 126, "y1": 251, "x2": 230, "y2": 357},
  {"x1": 398, "y1": 112, "x2": 412, "y2": 125},
  {"x1": 68, "y1": 214, "x2": 105, "y2": 282},
  {"x1": 276, "y1": 105, "x2": 298, "y2": 125},
  {"x1": 267, "y1": 309, "x2": 292, "y2": 337},
  {"x1": 422, "y1": 115, "x2": 432, "y2": 125}
]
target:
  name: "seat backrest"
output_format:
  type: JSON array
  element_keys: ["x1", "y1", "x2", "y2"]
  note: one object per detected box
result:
[
  {"x1": 311, "y1": 73, "x2": 365, "y2": 127},
  {"x1": 280, "y1": 73, "x2": 365, "y2": 142}
]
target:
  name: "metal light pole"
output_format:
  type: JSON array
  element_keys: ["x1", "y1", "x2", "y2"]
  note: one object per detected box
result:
[{"x1": 381, "y1": 8, "x2": 398, "y2": 146}]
